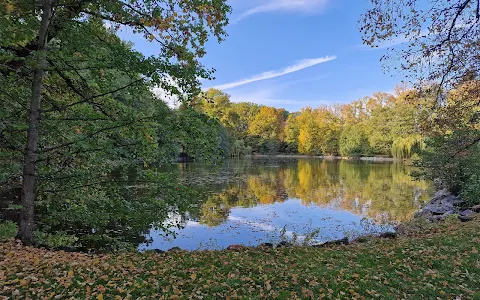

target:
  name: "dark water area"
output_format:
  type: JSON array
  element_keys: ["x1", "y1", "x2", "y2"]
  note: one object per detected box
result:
[{"x1": 141, "y1": 158, "x2": 433, "y2": 251}]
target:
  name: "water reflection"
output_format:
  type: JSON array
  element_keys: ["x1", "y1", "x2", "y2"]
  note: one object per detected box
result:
[{"x1": 143, "y1": 158, "x2": 432, "y2": 251}]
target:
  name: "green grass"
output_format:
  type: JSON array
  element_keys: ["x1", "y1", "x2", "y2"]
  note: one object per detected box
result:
[
  {"x1": 0, "y1": 221, "x2": 17, "y2": 242},
  {"x1": 1, "y1": 217, "x2": 479, "y2": 299}
]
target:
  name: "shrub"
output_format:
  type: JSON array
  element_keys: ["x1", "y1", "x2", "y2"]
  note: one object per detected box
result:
[
  {"x1": 0, "y1": 221, "x2": 17, "y2": 241},
  {"x1": 415, "y1": 130, "x2": 480, "y2": 207}
]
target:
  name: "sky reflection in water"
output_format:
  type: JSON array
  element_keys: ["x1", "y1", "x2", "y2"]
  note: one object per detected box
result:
[{"x1": 141, "y1": 158, "x2": 432, "y2": 251}]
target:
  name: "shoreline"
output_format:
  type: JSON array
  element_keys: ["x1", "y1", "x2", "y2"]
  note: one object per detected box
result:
[{"x1": 245, "y1": 154, "x2": 399, "y2": 162}]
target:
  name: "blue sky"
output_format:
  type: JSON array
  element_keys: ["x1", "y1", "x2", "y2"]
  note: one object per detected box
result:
[{"x1": 122, "y1": 0, "x2": 408, "y2": 112}]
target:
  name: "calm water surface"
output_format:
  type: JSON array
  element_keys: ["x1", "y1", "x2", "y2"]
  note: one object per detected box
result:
[{"x1": 141, "y1": 158, "x2": 432, "y2": 251}]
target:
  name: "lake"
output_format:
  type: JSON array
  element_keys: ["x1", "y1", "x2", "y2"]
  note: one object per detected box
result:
[{"x1": 141, "y1": 158, "x2": 433, "y2": 251}]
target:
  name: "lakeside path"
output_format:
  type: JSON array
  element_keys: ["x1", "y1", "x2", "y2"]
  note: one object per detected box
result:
[{"x1": 1, "y1": 218, "x2": 479, "y2": 299}]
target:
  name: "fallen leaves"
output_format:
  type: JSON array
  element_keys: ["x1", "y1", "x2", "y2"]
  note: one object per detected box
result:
[{"x1": 0, "y1": 219, "x2": 479, "y2": 299}]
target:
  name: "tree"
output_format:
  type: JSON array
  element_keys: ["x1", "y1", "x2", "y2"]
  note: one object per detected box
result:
[
  {"x1": 339, "y1": 125, "x2": 370, "y2": 157},
  {"x1": 361, "y1": 0, "x2": 480, "y2": 90},
  {"x1": 313, "y1": 107, "x2": 341, "y2": 155},
  {"x1": 176, "y1": 108, "x2": 229, "y2": 161},
  {"x1": 414, "y1": 80, "x2": 480, "y2": 206},
  {"x1": 284, "y1": 114, "x2": 300, "y2": 153},
  {"x1": 297, "y1": 108, "x2": 321, "y2": 155},
  {"x1": 196, "y1": 88, "x2": 240, "y2": 136},
  {"x1": 1, "y1": 0, "x2": 230, "y2": 245},
  {"x1": 295, "y1": 107, "x2": 341, "y2": 155},
  {"x1": 232, "y1": 102, "x2": 261, "y2": 138},
  {"x1": 249, "y1": 106, "x2": 283, "y2": 140}
]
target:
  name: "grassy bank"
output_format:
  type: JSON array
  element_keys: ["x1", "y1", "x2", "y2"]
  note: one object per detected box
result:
[{"x1": 1, "y1": 218, "x2": 479, "y2": 299}]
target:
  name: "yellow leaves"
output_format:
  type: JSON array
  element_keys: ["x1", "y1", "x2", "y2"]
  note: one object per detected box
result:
[
  {"x1": 207, "y1": 15, "x2": 213, "y2": 26},
  {"x1": 190, "y1": 273, "x2": 197, "y2": 280},
  {"x1": 96, "y1": 294, "x2": 103, "y2": 300},
  {"x1": 67, "y1": 270, "x2": 74, "y2": 277},
  {"x1": 149, "y1": 34, "x2": 155, "y2": 41}
]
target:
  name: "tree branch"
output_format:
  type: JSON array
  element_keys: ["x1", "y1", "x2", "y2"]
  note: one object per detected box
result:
[{"x1": 43, "y1": 77, "x2": 144, "y2": 113}]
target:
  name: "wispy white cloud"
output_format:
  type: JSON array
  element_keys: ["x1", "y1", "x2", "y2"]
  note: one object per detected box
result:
[
  {"x1": 228, "y1": 215, "x2": 318, "y2": 243},
  {"x1": 211, "y1": 56, "x2": 336, "y2": 91},
  {"x1": 227, "y1": 86, "x2": 330, "y2": 111},
  {"x1": 235, "y1": 0, "x2": 332, "y2": 22}
]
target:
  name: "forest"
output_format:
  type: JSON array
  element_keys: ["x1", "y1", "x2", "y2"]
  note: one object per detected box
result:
[
  {"x1": 1, "y1": 0, "x2": 480, "y2": 298},
  {"x1": 0, "y1": 0, "x2": 479, "y2": 250},
  {"x1": 192, "y1": 84, "x2": 477, "y2": 160}
]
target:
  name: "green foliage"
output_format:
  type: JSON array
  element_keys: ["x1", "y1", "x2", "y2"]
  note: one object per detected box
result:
[
  {"x1": 339, "y1": 125, "x2": 371, "y2": 157},
  {"x1": 461, "y1": 173, "x2": 480, "y2": 207},
  {"x1": 255, "y1": 138, "x2": 283, "y2": 154},
  {"x1": 176, "y1": 108, "x2": 229, "y2": 162},
  {"x1": 0, "y1": 221, "x2": 17, "y2": 241},
  {"x1": 1, "y1": 0, "x2": 231, "y2": 247},
  {"x1": 391, "y1": 135, "x2": 425, "y2": 159},
  {"x1": 194, "y1": 90, "x2": 288, "y2": 156},
  {"x1": 34, "y1": 231, "x2": 79, "y2": 248},
  {"x1": 230, "y1": 139, "x2": 252, "y2": 157},
  {"x1": 284, "y1": 114, "x2": 300, "y2": 153},
  {"x1": 416, "y1": 130, "x2": 480, "y2": 206},
  {"x1": 412, "y1": 81, "x2": 479, "y2": 206}
]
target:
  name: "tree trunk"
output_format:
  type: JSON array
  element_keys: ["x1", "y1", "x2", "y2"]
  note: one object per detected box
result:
[{"x1": 18, "y1": 0, "x2": 54, "y2": 245}]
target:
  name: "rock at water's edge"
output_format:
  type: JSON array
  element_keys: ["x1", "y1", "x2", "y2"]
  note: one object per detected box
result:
[
  {"x1": 415, "y1": 189, "x2": 462, "y2": 222},
  {"x1": 312, "y1": 237, "x2": 349, "y2": 248},
  {"x1": 458, "y1": 215, "x2": 474, "y2": 222},
  {"x1": 379, "y1": 232, "x2": 397, "y2": 239},
  {"x1": 168, "y1": 247, "x2": 182, "y2": 252},
  {"x1": 460, "y1": 209, "x2": 474, "y2": 217},
  {"x1": 227, "y1": 245, "x2": 249, "y2": 251},
  {"x1": 277, "y1": 241, "x2": 293, "y2": 247}
]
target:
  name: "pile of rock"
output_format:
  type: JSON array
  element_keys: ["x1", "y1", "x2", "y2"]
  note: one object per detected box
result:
[{"x1": 415, "y1": 189, "x2": 479, "y2": 222}]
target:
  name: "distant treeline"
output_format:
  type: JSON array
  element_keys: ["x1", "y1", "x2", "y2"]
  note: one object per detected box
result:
[{"x1": 188, "y1": 84, "x2": 474, "y2": 159}]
